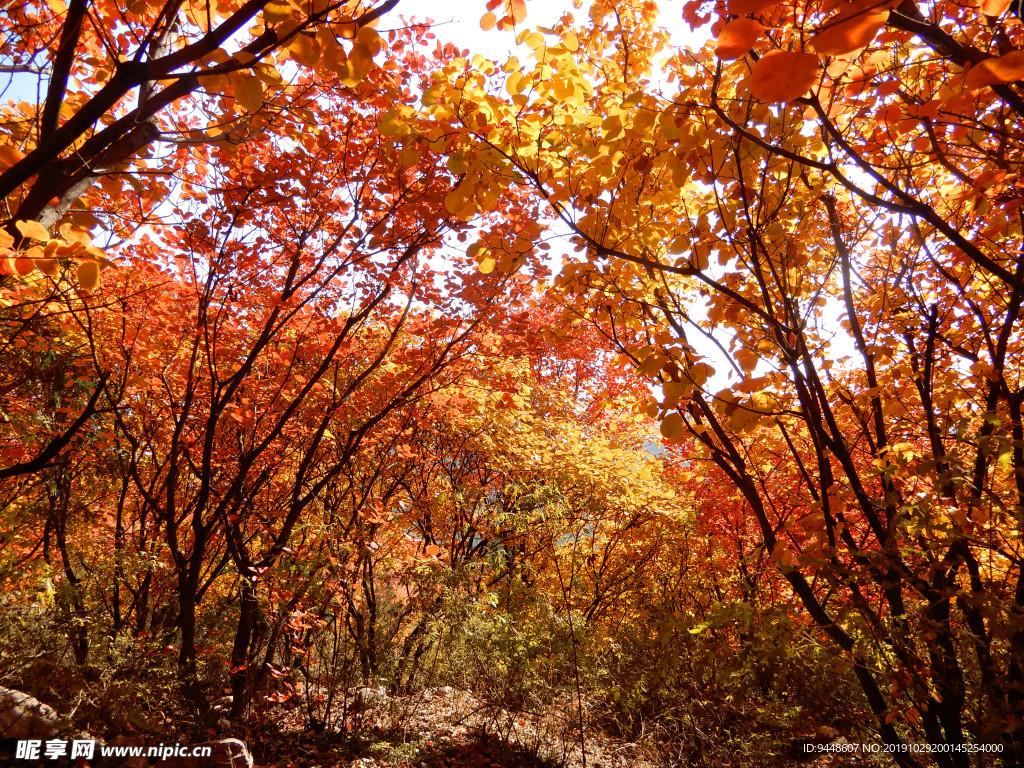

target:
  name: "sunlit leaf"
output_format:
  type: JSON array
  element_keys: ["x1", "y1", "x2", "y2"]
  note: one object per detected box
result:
[
  {"x1": 811, "y1": 8, "x2": 888, "y2": 56},
  {"x1": 727, "y1": 0, "x2": 780, "y2": 14},
  {"x1": 716, "y1": 18, "x2": 764, "y2": 59},
  {"x1": 660, "y1": 412, "x2": 684, "y2": 439},
  {"x1": 35, "y1": 258, "x2": 59, "y2": 276},
  {"x1": 234, "y1": 75, "x2": 264, "y2": 112},
  {"x1": 15, "y1": 220, "x2": 50, "y2": 242},
  {"x1": 964, "y1": 51, "x2": 1024, "y2": 91},
  {"x1": 981, "y1": 0, "x2": 1010, "y2": 14},
  {"x1": 509, "y1": 0, "x2": 527, "y2": 23},
  {"x1": 749, "y1": 51, "x2": 820, "y2": 102},
  {"x1": 77, "y1": 261, "x2": 100, "y2": 290}
]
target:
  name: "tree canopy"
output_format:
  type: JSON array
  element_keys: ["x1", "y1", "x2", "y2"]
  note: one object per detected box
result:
[{"x1": 2, "y1": 0, "x2": 1023, "y2": 766}]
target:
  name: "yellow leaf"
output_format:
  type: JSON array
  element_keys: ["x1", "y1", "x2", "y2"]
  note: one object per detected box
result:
[
  {"x1": 447, "y1": 151, "x2": 469, "y2": 175},
  {"x1": 506, "y1": 72, "x2": 525, "y2": 95},
  {"x1": 522, "y1": 31, "x2": 545, "y2": 49},
  {"x1": 716, "y1": 18, "x2": 763, "y2": 60},
  {"x1": 660, "y1": 412, "x2": 684, "y2": 439},
  {"x1": 288, "y1": 34, "x2": 321, "y2": 67},
  {"x1": 602, "y1": 114, "x2": 623, "y2": 140},
  {"x1": 338, "y1": 55, "x2": 363, "y2": 88},
  {"x1": 398, "y1": 147, "x2": 419, "y2": 167},
  {"x1": 687, "y1": 362, "x2": 713, "y2": 387},
  {"x1": 445, "y1": 189, "x2": 465, "y2": 215},
  {"x1": 479, "y1": 256, "x2": 496, "y2": 274},
  {"x1": 356, "y1": 26, "x2": 382, "y2": 56},
  {"x1": 263, "y1": 1, "x2": 293, "y2": 23},
  {"x1": 15, "y1": 220, "x2": 50, "y2": 242},
  {"x1": 561, "y1": 31, "x2": 579, "y2": 51},
  {"x1": 317, "y1": 27, "x2": 346, "y2": 70},
  {"x1": 749, "y1": 51, "x2": 820, "y2": 102},
  {"x1": 77, "y1": 261, "x2": 101, "y2": 290},
  {"x1": 347, "y1": 41, "x2": 377, "y2": 81},
  {"x1": 234, "y1": 74, "x2": 264, "y2": 112},
  {"x1": 553, "y1": 78, "x2": 577, "y2": 99}
]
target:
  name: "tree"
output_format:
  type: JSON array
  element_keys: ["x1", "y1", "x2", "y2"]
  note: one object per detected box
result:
[
  {"x1": 405, "y1": 0, "x2": 1024, "y2": 762},
  {"x1": 1, "y1": 24, "x2": 537, "y2": 718},
  {"x1": 0, "y1": 0, "x2": 403, "y2": 242},
  {"x1": 4, "y1": 0, "x2": 1024, "y2": 760},
  {"x1": 0, "y1": 0, "x2": 407, "y2": 480}
]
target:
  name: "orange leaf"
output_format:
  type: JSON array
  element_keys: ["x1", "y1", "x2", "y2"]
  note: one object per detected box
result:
[
  {"x1": 15, "y1": 220, "x2": 50, "y2": 242},
  {"x1": 508, "y1": 0, "x2": 527, "y2": 23},
  {"x1": 287, "y1": 34, "x2": 320, "y2": 67},
  {"x1": 683, "y1": 0, "x2": 710, "y2": 27},
  {"x1": 356, "y1": 26, "x2": 382, "y2": 56},
  {"x1": 822, "y1": 0, "x2": 899, "y2": 12},
  {"x1": 749, "y1": 51, "x2": 820, "y2": 102},
  {"x1": 965, "y1": 51, "x2": 1024, "y2": 91},
  {"x1": 727, "y1": 0, "x2": 780, "y2": 14},
  {"x1": 981, "y1": 0, "x2": 1010, "y2": 14},
  {"x1": 0, "y1": 144, "x2": 26, "y2": 170},
  {"x1": 716, "y1": 18, "x2": 764, "y2": 59},
  {"x1": 425, "y1": 544, "x2": 440, "y2": 557},
  {"x1": 35, "y1": 258, "x2": 59, "y2": 276},
  {"x1": 480, "y1": 11, "x2": 497, "y2": 29},
  {"x1": 811, "y1": 7, "x2": 889, "y2": 56}
]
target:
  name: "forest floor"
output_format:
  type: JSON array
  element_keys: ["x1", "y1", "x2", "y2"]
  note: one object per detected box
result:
[
  {"x1": 246, "y1": 685, "x2": 658, "y2": 768},
  {"x1": 243, "y1": 687, "x2": 880, "y2": 768}
]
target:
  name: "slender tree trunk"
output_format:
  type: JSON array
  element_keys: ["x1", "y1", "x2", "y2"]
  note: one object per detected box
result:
[
  {"x1": 177, "y1": 565, "x2": 206, "y2": 715},
  {"x1": 229, "y1": 580, "x2": 260, "y2": 721}
]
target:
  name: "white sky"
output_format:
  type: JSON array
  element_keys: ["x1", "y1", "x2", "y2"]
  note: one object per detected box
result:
[
  {"x1": 391, "y1": 0, "x2": 708, "y2": 56},
  {"x1": 393, "y1": 0, "x2": 585, "y2": 53}
]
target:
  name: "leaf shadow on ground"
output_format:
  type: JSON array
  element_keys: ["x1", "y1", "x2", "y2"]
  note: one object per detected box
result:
[{"x1": 251, "y1": 725, "x2": 569, "y2": 768}]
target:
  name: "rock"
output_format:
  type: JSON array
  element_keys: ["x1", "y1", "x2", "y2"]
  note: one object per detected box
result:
[
  {"x1": 211, "y1": 695, "x2": 233, "y2": 713},
  {"x1": 422, "y1": 686, "x2": 457, "y2": 700},
  {"x1": 352, "y1": 686, "x2": 389, "y2": 711},
  {"x1": 0, "y1": 686, "x2": 61, "y2": 739}
]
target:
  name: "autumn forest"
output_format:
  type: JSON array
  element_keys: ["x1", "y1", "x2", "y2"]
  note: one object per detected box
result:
[{"x1": 1, "y1": 0, "x2": 1022, "y2": 766}]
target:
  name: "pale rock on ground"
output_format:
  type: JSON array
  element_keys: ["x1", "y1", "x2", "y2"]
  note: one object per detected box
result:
[{"x1": 0, "y1": 686, "x2": 61, "y2": 739}]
